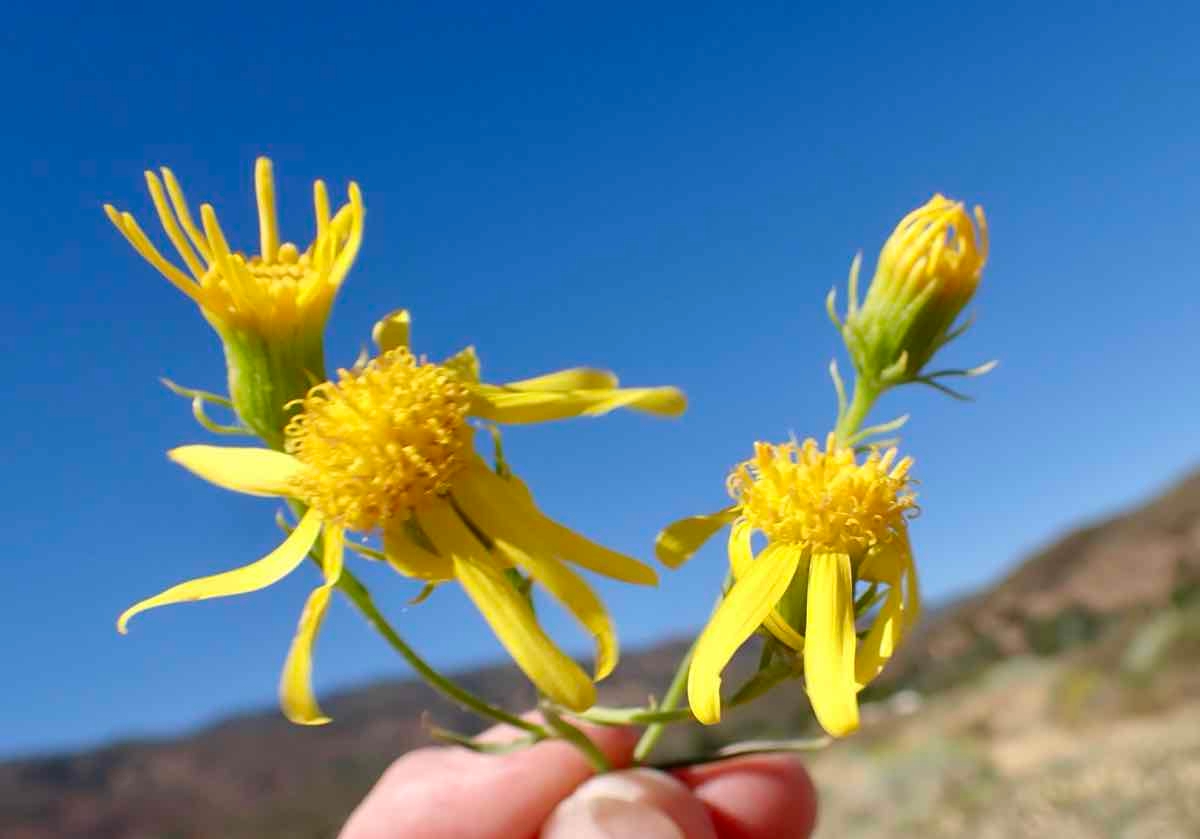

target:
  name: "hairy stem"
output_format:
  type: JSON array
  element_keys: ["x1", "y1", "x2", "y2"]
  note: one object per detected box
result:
[{"x1": 336, "y1": 569, "x2": 547, "y2": 738}]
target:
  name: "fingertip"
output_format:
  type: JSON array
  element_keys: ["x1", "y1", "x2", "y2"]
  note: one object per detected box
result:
[
  {"x1": 675, "y1": 755, "x2": 818, "y2": 839},
  {"x1": 542, "y1": 768, "x2": 717, "y2": 839}
]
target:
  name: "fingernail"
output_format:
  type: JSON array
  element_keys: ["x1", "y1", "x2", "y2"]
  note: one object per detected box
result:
[{"x1": 541, "y1": 772, "x2": 686, "y2": 839}]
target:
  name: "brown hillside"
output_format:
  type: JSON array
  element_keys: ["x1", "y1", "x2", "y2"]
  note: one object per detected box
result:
[{"x1": 884, "y1": 467, "x2": 1200, "y2": 691}]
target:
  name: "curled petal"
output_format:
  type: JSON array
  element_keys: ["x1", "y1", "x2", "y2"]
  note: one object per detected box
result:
[
  {"x1": 688, "y1": 543, "x2": 801, "y2": 724},
  {"x1": 371, "y1": 309, "x2": 412, "y2": 353},
  {"x1": 728, "y1": 521, "x2": 805, "y2": 652},
  {"x1": 381, "y1": 518, "x2": 454, "y2": 582},
  {"x1": 504, "y1": 368, "x2": 619, "y2": 391},
  {"x1": 466, "y1": 459, "x2": 656, "y2": 585},
  {"x1": 168, "y1": 445, "x2": 302, "y2": 497},
  {"x1": 854, "y1": 584, "x2": 902, "y2": 690},
  {"x1": 279, "y1": 526, "x2": 345, "y2": 725},
  {"x1": 469, "y1": 384, "x2": 686, "y2": 424},
  {"x1": 454, "y1": 473, "x2": 618, "y2": 680},
  {"x1": 118, "y1": 509, "x2": 322, "y2": 633},
  {"x1": 655, "y1": 508, "x2": 736, "y2": 568},
  {"x1": 419, "y1": 502, "x2": 596, "y2": 711}
]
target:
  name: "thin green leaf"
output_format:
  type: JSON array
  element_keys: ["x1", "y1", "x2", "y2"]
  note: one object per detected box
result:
[
  {"x1": 848, "y1": 413, "x2": 909, "y2": 446},
  {"x1": 830, "y1": 360, "x2": 848, "y2": 424}
]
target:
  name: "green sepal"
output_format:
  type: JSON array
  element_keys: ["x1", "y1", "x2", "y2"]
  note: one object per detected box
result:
[{"x1": 218, "y1": 324, "x2": 326, "y2": 449}]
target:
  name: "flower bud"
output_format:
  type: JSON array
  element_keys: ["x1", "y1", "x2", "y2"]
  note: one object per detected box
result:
[{"x1": 839, "y1": 195, "x2": 987, "y2": 387}]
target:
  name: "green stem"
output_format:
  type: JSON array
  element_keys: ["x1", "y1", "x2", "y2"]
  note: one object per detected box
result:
[
  {"x1": 635, "y1": 570, "x2": 735, "y2": 764},
  {"x1": 648, "y1": 736, "x2": 831, "y2": 771},
  {"x1": 835, "y1": 378, "x2": 880, "y2": 445},
  {"x1": 632, "y1": 636, "x2": 696, "y2": 763},
  {"x1": 541, "y1": 702, "x2": 611, "y2": 773},
  {"x1": 577, "y1": 706, "x2": 695, "y2": 727},
  {"x1": 335, "y1": 569, "x2": 547, "y2": 738},
  {"x1": 280, "y1": 495, "x2": 544, "y2": 738}
]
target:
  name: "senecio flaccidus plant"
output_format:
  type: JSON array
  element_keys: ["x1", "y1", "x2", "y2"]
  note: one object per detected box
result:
[
  {"x1": 107, "y1": 165, "x2": 994, "y2": 772},
  {"x1": 645, "y1": 194, "x2": 993, "y2": 759}
]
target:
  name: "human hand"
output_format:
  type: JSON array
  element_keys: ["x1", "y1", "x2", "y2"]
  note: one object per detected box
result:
[{"x1": 339, "y1": 720, "x2": 818, "y2": 838}]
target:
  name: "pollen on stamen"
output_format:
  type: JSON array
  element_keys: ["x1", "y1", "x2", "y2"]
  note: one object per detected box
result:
[
  {"x1": 727, "y1": 433, "x2": 916, "y2": 554},
  {"x1": 284, "y1": 348, "x2": 474, "y2": 532}
]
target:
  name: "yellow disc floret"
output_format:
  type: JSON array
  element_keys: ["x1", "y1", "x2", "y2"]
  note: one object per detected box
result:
[
  {"x1": 198, "y1": 242, "x2": 326, "y2": 335},
  {"x1": 727, "y1": 433, "x2": 915, "y2": 554},
  {"x1": 285, "y1": 348, "x2": 474, "y2": 531}
]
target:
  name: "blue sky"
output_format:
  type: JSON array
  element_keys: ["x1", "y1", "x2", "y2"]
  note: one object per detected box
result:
[{"x1": 4, "y1": 1, "x2": 1200, "y2": 758}]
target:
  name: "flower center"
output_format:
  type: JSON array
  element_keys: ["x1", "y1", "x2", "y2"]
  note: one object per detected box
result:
[
  {"x1": 728, "y1": 434, "x2": 916, "y2": 554},
  {"x1": 200, "y1": 243, "x2": 324, "y2": 332},
  {"x1": 284, "y1": 348, "x2": 474, "y2": 532}
]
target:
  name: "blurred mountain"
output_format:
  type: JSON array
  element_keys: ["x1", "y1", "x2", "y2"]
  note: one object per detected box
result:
[
  {"x1": 879, "y1": 467, "x2": 1200, "y2": 695},
  {"x1": 6, "y1": 467, "x2": 1200, "y2": 838}
]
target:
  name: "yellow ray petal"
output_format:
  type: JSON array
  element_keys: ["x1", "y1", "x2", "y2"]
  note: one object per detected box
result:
[
  {"x1": 443, "y1": 346, "x2": 482, "y2": 384},
  {"x1": 656, "y1": 508, "x2": 737, "y2": 568},
  {"x1": 280, "y1": 526, "x2": 345, "y2": 725},
  {"x1": 504, "y1": 368, "x2": 619, "y2": 392},
  {"x1": 804, "y1": 552, "x2": 859, "y2": 737},
  {"x1": 902, "y1": 544, "x2": 922, "y2": 631},
  {"x1": 313, "y1": 179, "x2": 331, "y2": 240},
  {"x1": 324, "y1": 183, "x2": 364, "y2": 290},
  {"x1": 381, "y1": 517, "x2": 454, "y2": 581},
  {"x1": 167, "y1": 445, "x2": 302, "y2": 497},
  {"x1": 254, "y1": 158, "x2": 280, "y2": 264},
  {"x1": 419, "y1": 502, "x2": 596, "y2": 711},
  {"x1": 688, "y1": 543, "x2": 802, "y2": 724},
  {"x1": 371, "y1": 309, "x2": 411, "y2": 353},
  {"x1": 466, "y1": 459, "x2": 656, "y2": 585},
  {"x1": 118, "y1": 509, "x2": 322, "y2": 633},
  {"x1": 858, "y1": 537, "x2": 907, "y2": 585},
  {"x1": 854, "y1": 584, "x2": 902, "y2": 690},
  {"x1": 143, "y1": 171, "x2": 206, "y2": 278},
  {"x1": 728, "y1": 521, "x2": 805, "y2": 652},
  {"x1": 469, "y1": 384, "x2": 686, "y2": 424},
  {"x1": 454, "y1": 474, "x2": 618, "y2": 679},
  {"x1": 158, "y1": 167, "x2": 213, "y2": 262},
  {"x1": 104, "y1": 205, "x2": 205, "y2": 305}
]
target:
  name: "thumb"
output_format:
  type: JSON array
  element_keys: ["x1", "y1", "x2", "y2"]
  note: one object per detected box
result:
[{"x1": 540, "y1": 768, "x2": 717, "y2": 839}]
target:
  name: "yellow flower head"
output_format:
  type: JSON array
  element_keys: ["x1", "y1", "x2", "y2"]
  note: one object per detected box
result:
[
  {"x1": 284, "y1": 350, "x2": 476, "y2": 530},
  {"x1": 729, "y1": 436, "x2": 915, "y2": 552},
  {"x1": 657, "y1": 434, "x2": 920, "y2": 737},
  {"x1": 105, "y1": 157, "x2": 363, "y2": 339},
  {"x1": 105, "y1": 158, "x2": 364, "y2": 444},
  {"x1": 118, "y1": 311, "x2": 686, "y2": 724},
  {"x1": 838, "y1": 195, "x2": 988, "y2": 385}
]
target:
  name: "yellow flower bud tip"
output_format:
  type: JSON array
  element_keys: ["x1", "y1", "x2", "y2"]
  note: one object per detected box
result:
[
  {"x1": 841, "y1": 195, "x2": 990, "y2": 384},
  {"x1": 104, "y1": 158, "x2": 365, "y2": 340},
  {"x1": 876, "y1": 194, "x2": 988, "y2": 304}
]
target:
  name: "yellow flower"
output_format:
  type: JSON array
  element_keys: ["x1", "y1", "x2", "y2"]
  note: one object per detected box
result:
[
  {"x1": 119, "y1": 311, "x2": 686, "y2": 723},
  {"x1": 837, "y1": 195, "x2": 988, "y2": 386},
  {"x1": 105, "y1": 157, "x2": 363, "y2": 339},
  {"x1": 656, "y1": 434, "x2": 919, "y2": 736},
  {"x1": 104, "y1": 158, "x2": 364, "y2": 444}
]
